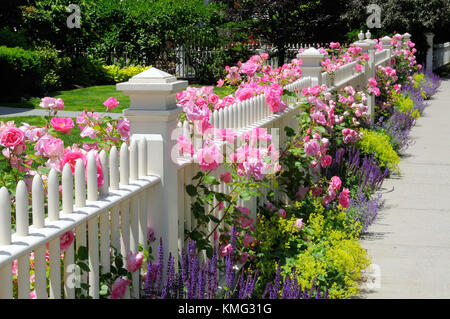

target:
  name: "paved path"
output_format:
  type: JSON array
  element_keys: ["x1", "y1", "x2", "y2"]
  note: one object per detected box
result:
[
  {"x1": 358, "y1": 76, "x2": 450, "y2": 298},
  {"x1": 0, "y1": 106, "x2": 122, "y2": 119}
]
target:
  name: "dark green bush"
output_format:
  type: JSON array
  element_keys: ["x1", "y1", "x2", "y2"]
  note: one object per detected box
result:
[
  {"x1": 0, "y1": 46, "x2": 45, "y2": 100},
  {"x1": 63, "y1": 55, "x2": 110, "y2": 87},
  {"x1": 0, "y1": 28, "x2": 31, "y2": 49},
  {"x1": 34, "y1": 43, "x2": 72, "y2": 92}
]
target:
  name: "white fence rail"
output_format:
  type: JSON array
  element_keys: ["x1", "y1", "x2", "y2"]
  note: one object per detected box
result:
[{"x1": 0, "y1": 33, "x2": 399, "y2": 299}]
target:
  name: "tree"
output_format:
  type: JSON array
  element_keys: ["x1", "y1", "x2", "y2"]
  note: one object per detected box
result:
[{"x1": 214, "y1": 0, "x2": 352, "y2": 65}]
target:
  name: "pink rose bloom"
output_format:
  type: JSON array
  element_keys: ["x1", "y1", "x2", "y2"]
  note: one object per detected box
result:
[
  {"x1": 330, "y1": 176, "x2": 342, "y2": 191},
  {"x1": 321, "y1": 155, "x2": 332, "y2": 168},
  {"x1": 243, "y1": 233, "x2": 254, "y2": 247},
  {"x1": 221, "y1": 96, "x2": 235, "y2": 107},
  {"x1": 80, "y1": 126, "x2": 98, "y2": 139},
  {"x1": 322, "y1": 190, "x2": 336, "y2": 206},
  {"x1": 304, "y1": 139, "x2": 320, "y2": 156},
  {"x1": 1, "y1": 128, "x2": 24, "y2": 148},
  {"x1": 196, "y1": 144, "x2": 223, "y2": 171},
  {"x1": 217, "y1": 79, "x2": 225, "y2": 87},
  {"x1": 104, "y1": 97, "x2": 119, "y2": 111},
  {"x1": 356, "y1": 63, "x2": 363, "y2": 72},
  {"x1": 50, "y1": 118, "x2": 74, "y2": 134},
  {"x1": 43, "y1": 138, "x2": 64, "y2": 158},
  {"x1": 265, "y1": 201, "x2": 276, "y2": 211},
  {"x1": 330, "y1": 42, "x2": 340, "y2": 49},
  {"x1": 219, "y1": 243, "x2": 232, "y2": 257},
  {"x1": 116, "y1": 118, "x2": 130, "y2": 140},
  {"x1": 295, "y1": 187, "x2": 309, "y2": 200},
  {"x1": 220, "y1": 171, "x2": 232, "y2": 183},
  {"x1": 39, "y1": 97, "x2": 64, "y2": 110},
  {"x1": 368, "y1": 77, "x2": 377, "y2": 87},
  {"x1": 241, "y1": 61, "x2": 260, "y2": 76},
  {"x1": 60, "y1": 231, "x2": 74, "y2": 251},
  {"x1": 207, "y1": 94, "x2": 219, "y2": 106},
  {"x1": 235, "y1": 87, "x2": 255, "y2": 102},
  {"x1": 127, "y1": 252, "x2": 144, "y2": 273},
  {"x1": 278, "y1": 209, "x2": 286, "y2": 219},
  {"x1": 260, "y1": 53, "x2": 269, "y2": 60},
  {"x1": 111, "y1": 277, "x2": 130, "y2": 299},
  {"x1": 294, "y1": 218, "x2": 303, "y2": 231},
  {"x1": 338, "y1": 188, "x2": 350, "y2": 209},
  {"x1": 61, "y1": 151, "x2": 86, "y2": 174},
  {"x1": 177, "y1": 136, "x2": 193, "y2": 156},
  {"x1": 55, "y1": 98, "x2": 65, "y2": 110}
]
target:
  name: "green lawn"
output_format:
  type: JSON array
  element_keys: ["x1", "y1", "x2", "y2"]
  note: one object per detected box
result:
[
  {"x1": 0, "y1": 84, "x2": 236, "y2": 113},
  {"x1": 0, "y1": 85, "x2": 129, "y2": 113},
  {"x1": 0, "y1": 116, "x2": 83, "y2": 145}
]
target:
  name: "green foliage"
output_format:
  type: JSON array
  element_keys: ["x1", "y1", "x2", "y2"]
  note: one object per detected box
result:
[
  {"x1": 103, "y1": 65, "x2": 152, "y2": 83},
  {"x1": 66, "y1": 55, "x2": 110, "y2": 87},
  {"x1": 412, "y1": 73, "x2": 434, "y2": 99},
  {"x1": 358, "y1": 128, "x2": 401, "y2": 173},
  {"x1": 392, "y1": 91, "x2": 420, "y2": 119},
  {"x1": 253, "y1": 196, "x2": 369, "y2": 299},
  {"x1": 0, "y1": 45, "x2": 45, "y2": 100},
  {"x1": 0, "y1": 27, "x2": 31, "y2": 49},
  {"x1": 34, "y1": 43, "x2": 72, "y2": 92}
]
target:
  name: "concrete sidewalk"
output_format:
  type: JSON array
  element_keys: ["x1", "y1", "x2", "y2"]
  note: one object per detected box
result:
[
  {"x1": 0, "y1": 106, "x2": 122, "y2": 119},
  {"x1": 358, "y1": 76, "x2": 450, "y2": 298}
]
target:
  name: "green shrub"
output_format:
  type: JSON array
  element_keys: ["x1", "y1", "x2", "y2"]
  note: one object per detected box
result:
[
  {"x1": 65, "y1": 55, "x2": 110, "y2": 87},
  {"x1": 103, "y1": 65, "x2": 152, "y2": 83},
  {"x1": 392, "y1": 91, "x2": 419, "y2": 119},
  {"x1": 0, "y1": 46, "x2": 44, "y2": 100},
  {"x1": 358, "y1": 128, "x2": 401, "y2": 173},
  {"x1": 34, "y1": 43, "x2": 72, "y2": 93},
  {"x1": 0, "y1": 28, "x2": 30, "y2": 49},
  {"x1": 253, "y1": 196, "x2": 369, "y2": 298}
]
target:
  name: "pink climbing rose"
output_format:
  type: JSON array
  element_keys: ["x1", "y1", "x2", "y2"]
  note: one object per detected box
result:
[
  {"x1": 111, "y1": 277, "x2": 130, "y2": 299},
  {"x1": 196, "y1": 144, "x2": 223, "y2": 171},
  {"x1": 60, "y1": 231, "x2": 75, "y2": 252},
  {"x1": 50, "y1": 118, "x2": 74, "y2": 134},
  {"x1": 338, "y1": 188, "x2": 350, "y2": 209},
  {"x1": 126, "y1": 252, "x2": 144, "y2": 273},
  {"x1": 330, "y1": 176, "x2": 342, "y2": 191},
  {"x1": 0, "y1": 128, "x2": 24, "y2": 148},
  {"x1": 104, "y1": 97, "x2": 119, "y2": 110}
]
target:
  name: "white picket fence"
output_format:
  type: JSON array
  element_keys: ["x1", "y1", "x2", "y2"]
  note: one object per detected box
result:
[
  {"x1": 433, "y1": 42, "x2": 450, "y2": 70},
  {"x1": 0, "y1": 141, "x2": 160, "y2": 299},
  {"x1": 0, "y1": 32, "x2": 399, "y2": 299}
]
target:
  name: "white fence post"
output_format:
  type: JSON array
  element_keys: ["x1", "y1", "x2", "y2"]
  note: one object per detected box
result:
[
  {"x1": 425, "y1": 32, "x2": 435, "y2": 72},
  {"x1": 366, "y1": 36, "x2": 376, "y2": 124},
  {"x1": 117, "y1": 68, "x2": 188, "y2": 269},
  {"x1": 297, "y1": 47, "x2": 324, "y2": 86},
  {"x1": 381, "y1": 36, "x2": 392, "y2": 59}
]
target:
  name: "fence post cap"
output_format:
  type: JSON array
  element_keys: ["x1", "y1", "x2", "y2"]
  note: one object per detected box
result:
[
  {"x1": 358, "y1": 30, "x2": 365, "y2": 41},
  {"x1": 380, "y1": 36, "x2": 392, "y2": 43},
  {"x1": 402, "y1": 32, "x2": 411, "y2": 39},
  {"x1": 116, "y1": 67, "x2": 188, "y2": 92},
  {"x1": 297, "y1": 47, "x2": 324, "y2": 57}
]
